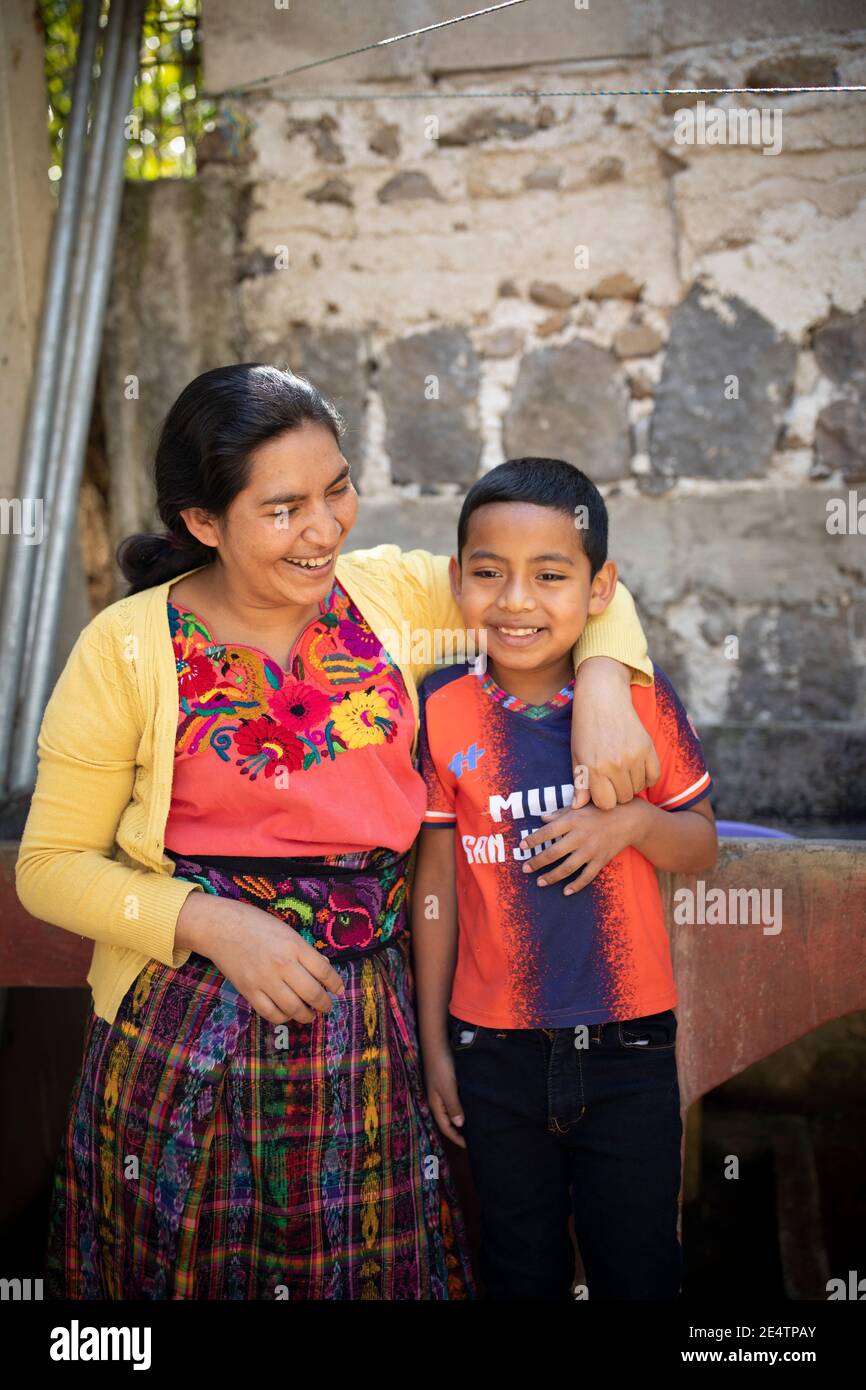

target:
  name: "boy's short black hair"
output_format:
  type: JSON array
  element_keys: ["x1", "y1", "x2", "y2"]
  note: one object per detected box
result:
[{"x1": 456, "y1": 457, "x2": 608, "y2": 577}]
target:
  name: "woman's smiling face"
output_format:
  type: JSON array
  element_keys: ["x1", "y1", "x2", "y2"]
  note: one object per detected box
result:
[{"x1": 182, "y1": 420, "x2": 359, "y2": 604}]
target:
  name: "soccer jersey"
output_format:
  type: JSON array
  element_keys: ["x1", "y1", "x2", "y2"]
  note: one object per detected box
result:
[{"x1": 417, "y1": 661, "x2": 712, "y2": 1028}]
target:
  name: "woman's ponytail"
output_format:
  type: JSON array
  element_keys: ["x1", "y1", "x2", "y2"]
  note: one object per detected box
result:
[{"x1": 115, "y1": 530, "x2": 214, "y2": 597}]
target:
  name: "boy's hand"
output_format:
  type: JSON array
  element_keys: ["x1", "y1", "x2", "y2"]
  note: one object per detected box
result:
[
  {"x1": 572, "y1": 657, "x2": 661, "y2": 810},
  {"x1": 422, "y1": 1045, "x2": 467, "y2": 1148},
  {"x1": 520, "y1": 800, "x2": 646, "y2": 895}
]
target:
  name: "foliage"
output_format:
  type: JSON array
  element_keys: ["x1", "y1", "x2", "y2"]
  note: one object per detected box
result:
[{"x1": 40, "y1": 0, "x2": 216, "y2": 183}]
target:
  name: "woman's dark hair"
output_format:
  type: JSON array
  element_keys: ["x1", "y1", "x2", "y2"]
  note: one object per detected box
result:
[
  {"x1": 116, "y1": 363, "x2": 345, "y2": 595},
  {"x1": 456, "y1": 457, "x2": 608, "y2": 577}
]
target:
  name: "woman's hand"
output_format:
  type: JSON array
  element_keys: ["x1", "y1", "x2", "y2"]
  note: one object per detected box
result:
[
  {"x1": 422, "y1": 1043, "x2": 467, "y2": 1149},
  {"x1": 572, "y1": 656, "x2": 661, "y2": 810},
  {"x1": 520, "y1": 800, "x2": 644, "y2": 895},
  {"x1": 176, "y1": 890, "x2": 345, "y2": 1025}
]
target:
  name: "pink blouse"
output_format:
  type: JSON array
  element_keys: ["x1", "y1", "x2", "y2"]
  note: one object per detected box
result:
[{"x1": 163, "y1": 576, "x2": 428, "y2": 856}]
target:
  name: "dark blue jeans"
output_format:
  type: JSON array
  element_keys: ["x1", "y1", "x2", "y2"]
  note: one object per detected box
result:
[{"x1": 447, "y1": 1008, "x2": 683, "y2": 1301}]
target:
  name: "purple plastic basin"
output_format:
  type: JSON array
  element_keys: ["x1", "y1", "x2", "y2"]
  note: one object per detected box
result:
[{"x1": 716, "y1": 820, "x2": 795, "y2": 840}]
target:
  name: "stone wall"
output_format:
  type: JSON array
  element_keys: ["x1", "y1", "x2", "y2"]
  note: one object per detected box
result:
[{"x1": 101, "y1": 0, "x2": 866, "y2": 827}]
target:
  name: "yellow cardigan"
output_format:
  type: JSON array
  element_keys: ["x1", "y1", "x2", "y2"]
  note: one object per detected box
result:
[{"x1": 15, "y1": 545, "x2": 652, "y2": 1025}]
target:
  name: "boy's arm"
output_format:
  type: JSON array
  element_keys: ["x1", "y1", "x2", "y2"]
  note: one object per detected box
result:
[
  {"x1": 522, "y1": 667, "x2": 716, "y2": 892},
  {"x1": 411, "y1": 824, "x2": 467, "y2": 1147},
  {"x1": 594, "y1": 666, "x2": 717, "y2": 875},
  {"x1": 520, "y1": 795, "x2": 717, "y2": 894},
  {"x1": 620, "y1": 795, "x2": 717, "y2": 874},
  {"x1": 410, "y1": 824, "x2": 459, "y2": 1054}
]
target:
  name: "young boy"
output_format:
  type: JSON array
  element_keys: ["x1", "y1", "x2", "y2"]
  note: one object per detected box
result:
[{"x1": 411, "y1": 457, "x2": 717, "y2": 1302}]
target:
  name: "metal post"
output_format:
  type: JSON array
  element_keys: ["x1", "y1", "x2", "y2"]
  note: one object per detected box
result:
[
  {"x1": 18, "y1": 0, "x2": 130, "y2": 713},
  {"x1": 9, "y1": 0, "x2": 145, "y2": 793},
  {"x1": 0, "y1": 0, "x2": 101, "y2": 788}
]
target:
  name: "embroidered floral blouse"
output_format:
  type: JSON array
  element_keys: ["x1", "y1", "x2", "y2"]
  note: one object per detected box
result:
[{"x1": 163, "y1": 576, "x2": 428, "y2": 856}]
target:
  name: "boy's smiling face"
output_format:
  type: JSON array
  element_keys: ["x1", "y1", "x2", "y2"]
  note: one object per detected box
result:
[{"x1": 449, "y1": 500, "x2": 617, "y2": 699}]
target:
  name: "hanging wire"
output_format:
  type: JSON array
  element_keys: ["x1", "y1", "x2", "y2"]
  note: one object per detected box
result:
[
  {"x1": 204, "y1": 0, "x2": 532, "y2": 98},
  {"x1": 199, "y1": 0, "x2": 866, "y2": 103},
  {"x1": 220, "y1": 84, "x2": 866, "y2": 103}
]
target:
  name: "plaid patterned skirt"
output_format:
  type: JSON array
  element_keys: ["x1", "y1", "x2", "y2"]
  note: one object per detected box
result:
[{"x1": 45, "y1": 845, "x2": 476, "y2": 1300}]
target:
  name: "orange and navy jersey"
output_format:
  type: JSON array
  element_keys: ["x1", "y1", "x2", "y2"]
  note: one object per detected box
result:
[{"x1": 416, "y1": 662, "x2": 713, "y2": 1029}]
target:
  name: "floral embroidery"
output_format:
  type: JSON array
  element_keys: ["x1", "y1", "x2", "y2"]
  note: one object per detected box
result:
[
  {"x1": 271, "y1": 681, "x2": 331, "y2": 731},
  {"x1": 331, "y1": 687, "x2": 400, "y2": 749},
  {"x1": 233, "y1": 717, "x2": 305, "y2": 779},
  {"x1": 168, "y1": 579, "x2": 408, "y2": 779}
]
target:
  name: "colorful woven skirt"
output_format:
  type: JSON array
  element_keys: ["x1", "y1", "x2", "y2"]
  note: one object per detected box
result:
[{"x1": 45, "y1": 845, "x2": 476, "y2": 1300}]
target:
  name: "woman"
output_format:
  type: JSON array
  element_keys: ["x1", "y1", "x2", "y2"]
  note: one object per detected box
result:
[{"x1": 16, "y1": 363, "x2": 658, "y2": 1300}]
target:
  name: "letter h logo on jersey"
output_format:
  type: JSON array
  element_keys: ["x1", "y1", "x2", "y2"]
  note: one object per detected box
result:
[{"x1": 448, "y1": 743, "x2": 486, "y2": 779}]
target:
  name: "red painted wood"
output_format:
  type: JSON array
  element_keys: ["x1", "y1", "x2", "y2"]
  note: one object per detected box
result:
[{"x1": 0, "y1": 847, "x2": 91, "y2": 986}]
